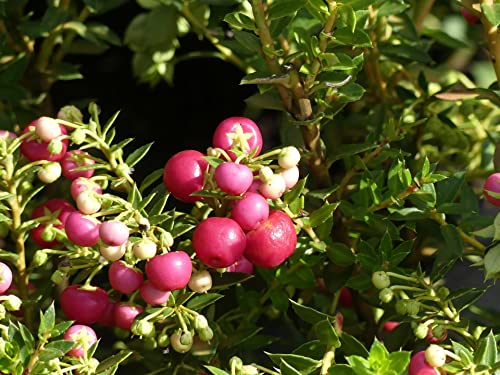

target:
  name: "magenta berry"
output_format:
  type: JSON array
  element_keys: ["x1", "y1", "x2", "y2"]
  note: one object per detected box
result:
[
  {"x1": 226, "y1": 255, "x2": 254, "y2": 275},
  {"x1": 0, "y1": 262, "x2": 13, "y2": 294},
  {"x1": 30, "y1": 198, "x2": 75, "y2": 248},
  {"x1": 212, "y1": 116, "x2": 263, "y2": 159},
  {"x1": 244, "y1": 210, "x2": 297, "y2": 268},
  {"x1": 114, "y1": 303, "x2": 144, "y2": 331},
  {"x1": 60, "y1": 284, "x2": 109, "y2": 324},
  {"x1": 163, "y1": 150, "x2": 208, "y2": 203},
  {"x1": 145, "y1": 251, "x2": 193, "y2": 291},
  {"x1": 70, "y1": 177, "x2": 102, "y2": 201},
  {"x1": 96, "y1": 299, "x2": 117, "y2": 327},
  {"x1": 65, "y1": 212, "x2": 100, "y2": 247},
  {"x1": 192, "y1": 217, "x2": 247, "y2": 268},
  {"x1": 214, "y1": 162, "x2": 254, "y2": 195},
  {"x1": 20, "y1": 124, "x2": 68, "y2": 162},
  {"x1": 483, "y1": 172, "x2": 500, "y2": 207},
  {"x1": 99, "y1": 220, "x2": 129, "y2": 246},
  {"x1": 108, "y1": 261, "x2": 144, "y2": 294},
  {"x1": 408, "y1": 351, "x2": 440, "y2": 375},
  {"x1": 64, "y1": 324, "x2": 98, "y2": 357},
  {"x1": 230, "y1": 192, "x2": 269, "y2": 231},
  {"x1": 139, "y1": 280, "x2": 171, "y2": 306},
  {"x1": 60, "y1": 150, "x2": 95, "y2": 180}
]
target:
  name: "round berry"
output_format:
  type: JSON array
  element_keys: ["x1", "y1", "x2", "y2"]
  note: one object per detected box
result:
[
  {"x1": 99, "y1": 220, "x2": 129, "y2": 246},
  {"x1": 259, "y1": 174, "x2": 287, "y2": 200},
  {"x1": 192, "y1": 217, "x2": 247, "y2": 268},
  {"x1": 133, "y1": 238, "x2": 157, "y2": 260},
  {"x1": 230, "y1": 192, "x2": 269, "y2": 231},
  {"x1": 212, "y1": 117, "x2": 263, "y2": 159},
  {"x1": 408, "y1": 351, "x2": 440, "y2": 375},
  {"x1": 96, "y1": 299, "x2": 117, "y2": 327},
  {"x1": 99, "y1": 244, "x2": 126, "y2": 262},
  {"x1": 70, "y1": 177, "x2": 102, "y2": 201},
  {"x1": 37, "y1": 162, "x2": 62, "y2": 184},
  {"x1": 280, "y1": 166, "x2": 300, "y2": 190},
  {"x1": 214, "y1": 162, "x2": 254, "y2": 195},
  {"x1": 60, "y1": 284, "x2": 109, "y2": 324},
  {"x1": 163, "y1": 150, "x2": 208, "y2": 203},
  {"x1": 226, "y1": 255, "x2": 254, "y2": 275},
  {"x1": 170, "y1": 331, "x2": 193, "y2": 353},
  {"x1": 139, "y1": 280, "x2": 171, "y2": 306},
  {"x1": 34, "y1": 117, "x2": 62, "y2": 142},
  {"x1": 75, "y1": 190, "x2": 101, "y2": 215},
  {"x1": 64, "y1": 324, "x2": 98, "y2": 357},
  {"x1": 60, "y1": 150, "x2": 95, "y2": 180},
  {"x1": 65, "y1": 212, "x2": 100, "y2": 247},
  {"x1": 382, "y1": 321, "x2": 399, "y2": 332},
  {"x1": 244, "y1": 210, "x2": 297, "y2": 268},
  {"x1": 108, "y1": 261, "x2": 144, "y2": 294},
  {"x1": 20, "y1": 124, "x2": 68, "y2": 162},
  {"x1": 278, "y1": 146, "x2": 301, "y2": 169},
  {"x1": 425, "y1": 345, "x2": 446, "y2": 368},
  {"x1": 372, "y1": 271, "x2": 391, "y2": 289},
  {"x1": 0, "y1": 262, "x2": 13, "y2": 294},
  {"x1": 188, "y1": 270, "x2": 212, "y2": 293},
  {"x1": 30, "y1": 198, "x2": 75, "y2": 248},
  {"x1": 114, "y1": 303, "x2": 144, "y2": 331},
  {"x1": 483, "y1": 172, "x2": 500, "y2": 207},
  {"x1": 145, "y1": 251, "x2": 192, "y2": 291}
]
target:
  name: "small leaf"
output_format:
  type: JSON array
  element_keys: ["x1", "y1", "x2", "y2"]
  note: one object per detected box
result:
[
  {"x1": 38, "y1": 302, "x2": 56, "y2": 339},
  {"x1": 309, "y1": 202, "x2": 340, "y2": 227},
  {"x1": 186, "y1": 293, "x2": 224, "y2": 310},
  {"x1": 139, "y1": 168, "x2": 164, "y2": 192},
  {"x1": 290, "y1": 299, "x2": 334, "y2": 324},
  {"x1": 95, "y1": 350, "x2": 133, "y2": 373},
  {"x1": 481, "y1": 3, "x2": 500, "y2": 27},
  {"x1": 474, "y1": 331, "x2": 497, "y2": 366},
  {"x1": 125, "y1": 142, "x2": 154, "y2": 168},
  {"x1": 267, "y1": 353, "x2": 321, "y2": 374},
  {"x1": 484, "y1": 243, "x2": 500, "y2": 280},
  {"x1": 268, "y1": 0, "x2": 303, "y2": 20},
  {"x1": 204, "y1": 366, "x2": 230, "y2": 375},
  {"x1": 326, "y1": 242, "x2": 356, "y2": 267},
  {"x1": 314, "y1": 319, "x2": 340, "y2": 347},
  {"x1": 328, "y1": 364, "x2": 356, "y2": 375}
]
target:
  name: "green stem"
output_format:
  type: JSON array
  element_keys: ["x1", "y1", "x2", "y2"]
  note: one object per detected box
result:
[
  {"x1": 479, "y1": 0, "x2": 500, "y2": 83},
  {"x1": 52, "y1": 7, "x2": 91, "y2": 63},
  {"x1": 412, "y1": 0, "x2": 436, "y2": 33},
  {"x1": 320, "y1": 347, "x2": 336, "y2": 375}
]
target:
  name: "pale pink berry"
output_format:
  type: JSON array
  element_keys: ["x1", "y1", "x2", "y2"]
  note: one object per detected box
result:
[
  {"x1": 76, "y1": 190, "x2": 101, "y2": 215},
  {"x1": 64, "y1": 324, "x2": 98, "y2": 357},
  {"x1": 280, "y1": 166, "x2": 300, "y2": 189},
  {"x1": 70, "y1": 177, "x2": 102, "y2": 201},
  {"x1": 140, "y1": 280, "x2": 171, "y2": 306},
  {"x1": 35, "y1": 117, "x2": 62, "y2": 142},
  {"x1": 99, "y1": 220, "x2": 129, "y2": 246},
  {"x1": 278, "y1": 146, "x2": 301, "y2": 169},
  {"x1": 259, "y1": 174, "x2": 286, "y2": 200}
]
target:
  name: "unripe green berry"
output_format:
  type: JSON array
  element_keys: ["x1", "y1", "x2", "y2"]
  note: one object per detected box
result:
[
  {"x1": 41, "y1": 225, "x2": 56, "y2": 242},
  {"x1": 3, "y1": 295, "x2": 22, "y2": 311},
  {"x1": 414, "y1": 323, "x2": 429, "y2": 339},
  {"x1": 57, "y1": 105, "x2": 83, "y2": 123},
  {"x1": 170, "y1": 331, "x2": 193, "y2": 353},
  {"x1": 425, "y1": 344, "x2": 447, "y2": 368},
  {"x1": 395, "y1": 299, "x2": 408, "y2": 315},
  {"x1": 157, "y1": 333, "x2": 169, "y2": 348},
  {"x1": 241, "y1": 365, "x2": 259, "y2": 375},
  {"x1": 437, "y1": 287, "x2": 450, "y2": 299},
  {"x1": 71, "y1": 128, "x2": 86, "y2": 145},
  {"x1": 229, "y1": 356, "x2": 243, "y2": 372},
  {"x1": 48, "y1": 139, "x2": 63, "y2": 155},
  {"x1": 198, "y1": 326, "x2": 213, "y2": 342},
  {"x1": 51, "y1": 270, "x2": 66, "y2": 285},
  {"x1": 179, "y1": 331, "x2": 193, "y2": 346},
  {"x1": 32, "y1": 250, "x2": 49, "y2": 267},
  {"x1": 372, "y1": 271, "x2": 391, "y2": 289},
  {"x1": 378, "y1": 288, "x2": 394, "y2": 303},
  {"x1": 406, "y1": 300, "x2": 420, "y2": 316},
  {"x1": 160, "y1": 231, "x2": 174, "y2": 248},
  {"x1": 193, "y1": 315, "x2": 209, "y2": 331},
  {"x1": 131, "y1": 320, "x2": 155, "y2": 337}
]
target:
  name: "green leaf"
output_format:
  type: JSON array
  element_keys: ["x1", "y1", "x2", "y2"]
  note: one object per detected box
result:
[
  {"x1": 233, "y1": 30, "x2": 261, "y2": 52},
  {"x1": 378, "y1": 43, "x2": 432, "y2": 64},
  {"x1": 210, "y1": 272, "x2": 253, "y2": 290},
  {"x1": 125, "y1": 142, "x2": 153, "y2": 168},
  {"x1": 204, "y1": 366, "x2": 230, "y2": 375},
  {"x1": 481, "y1": 4, "x2": 500, "y2": 27},
  {"x1": 39, "y1": 340, "x2": 74, "y2": 361},
  {"x1": 83, "y1": 0, "x2": 128, "y2": 14},
  {"x1": 96, "y1": 350, "x2": 133, "y2": 373},
  {"x1": 245, "y1": 91, "x2": 286, "y2": 111},
  {"x1": 328, "y1": 143, "x2": 376, "y2": 164},
  {"x1": 224, "y1": 11, "x2": 256, "y2": 31},
  {"x1": 340, "y1": 332, "x2": 369, "y2": 357},
  {"x1": 280, "y1": 360, "x2": 304, "y2": 375},
  {"x1": 51, "y1": 321, "x2": 74, "y2": 338},
  {"x1": 378, "y1": 0, "x2": 409, "y2": 17},
  {"x1": 139, "y1": 168, "x2": 164, "y2": 192},
  {"x1": 268, "y1": 0, "x2": 303, "y2": 19},
  {"x1": 422, "y1": 28, "x2": 468, "y2": 49},
  {"x1": 314, "y1": 319, "x2": 340, "y2": 348},
  {"x1": 474, "y1": 331, "x2": 497, "y2": 366},
  {"x1": 386, "y1": 351, "x2": 411, "y2": 374},
  {"x1": 18, "y1": 323, "x2": 34, "y2": 352},
  {"x1": 309, "y1": 202, "x2": 340, "y2": 228},
  {"x1": 484, "y1": 243, "x2": 500, "y2": 280},
  {"x1": 333, "y1": 27, "x2": 372, "y2": 47},
  {"x1": 38, "y1": 302, "x2": 56, "y2": 339},
  {"x1": 328, "y1": 364, "x2": 356, "y2": 375},
  {"x1": 186, "y1": 293, "x2": 224, "y2": 310},
  {"x1": 326, "y1": 242, "x2": 356, "y2": 267},
  {"x1": 290, "y1": 299, "x2": 334, "y2": 324},
  {"x1": 267, "y1": 353, "x2": 321, "y2": 374}
]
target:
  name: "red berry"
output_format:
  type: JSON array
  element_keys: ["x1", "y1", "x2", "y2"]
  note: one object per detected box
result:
[
  {"x1": 244, "y1": 210, "x2": 297, "y2": 268},
  {"x1": 408, "y1": 351, "x2": 440, "y2": 375},
  {"x1": 30, "y1": 198, "x2": 76, "y2": 248},
  {"x1": 425, "y1": 327, "x2": 448, "y2": 344},
  {"x1": 339, "y1": 287, "x2": 353, "y2": 308},
  {"x1": 20, "y1": 123, "x2": 68, "y2": 161},
  {"x1": 162, "y1": 150, "x2": 208, "y2": 203},
  {"x1": 139, "y1": 280, "x2": 171, "y2": 306},
  {"x1": 461, "y1": 7, "x2": 479, "y2": 24},
  {"x1": 230, "y1": 192, "x2": 269, "y2": 231},
  {"x1": 70, "y1": 177, "x2": 102, "y2": 201},
  {"x1": 0, "y1": 262, "x2": 13, "y2": 294},
  {"x1": 96, "y1": 299, "x2": 117, "y2": 327},
  {"x1": 108, "y1": 261, "x2": 144, "y2": 294},
  {"x1": 383, "y1": 321, "x2": 400, "y2": 332},
  {"x1": 65, "y1": 212, "x2": 100, "y2": 247},
  {"x1": 60, "y1": 150, "x2": 95, "y2": 180},
  {"x1": 212, "y1": 116, "x2": 263, "y2": 159},
  {"x1": 60, "y1": 284, "x2": 109, "y2": 324},
  {"x1": 145, "y1": 251, "x2": 193, "y2": 291},
  {"x1": 64, "y1": 324, "x2": 98, "y2": 357},
  {"x1": 99, "y1": 220, "x2": 129, "y2": 246},
  {"x1": 226, "y1": 255, "x2": 254, "y2": 275},
  {"x1": 114, "y1": 303, "x2": 144, "y2": 331},
  {"x1": 193, "y1": 217, "x2": 247, "y2": 268},
  {"x1": 484, "y1": 172, "x2": 500, "y2": 206},
  {"x1": 214, "y1": 162, "x2": 254, "y2": 195}
]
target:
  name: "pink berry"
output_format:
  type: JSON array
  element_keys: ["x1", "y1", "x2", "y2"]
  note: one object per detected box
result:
[
  {"x1": 114, "y1": 303, "x2": 144, "y2": 331},
  {"x1": 226, "y1": 255, "x2": 254, "y2": 275},
  {"x1": 108, "y1": 261, "x2": 144, "y2": 294},
  {"x1": 20, "y1": 124, "x2": 68, "y2": 162},
  {"x1": 230, "y1": 192, "x2": 269, "y2": 231},
  {"x1": 0, "y1": 130, "x2": 16, "y2": 140},
  {"x1": 214, "y1": 162, "x2": 254, "y2": 195},
  {"x1": 484, "y1": 172, "x2": 500, "y2": 207},
  {"x1": 408, "y1": 351, "x2": 440, "y2": 375},
  {"x1": 64, "y1": 324, "x2": 98, "y2": 357},
  {"x1": 96, "y1": 299, "x2": 117, "y2": 327},
  {"x1": 99, "y1": 220, "x2": 129, "y2": 246},
  {"x1": 0, "y1": 262, "x2": 13, "y2": 294},
  {"x1": 60, "y1": 150, "x2": 95, "y2": 180},
  {"x1": 60, "y1": 284, "x2": 109, "y2": 324},
  {"x1": 70, "y1": 177, "x2": 102, "y2": 200},
  {"x1": 30, "y1": 198, "x2": 76, "y2": 248},
  {"x1": 139, "y1": 280, "x2": 171, "y2": 306},
  {"x1": 145, "y1": 251, "x2": 193, "y2": 291},
  {"x1": 163, "y1": 150, "x2": 208, "y2": 203},
  {"x1": 212, "y1": 116, "x2": 263, "y2": 159},
  {"x1": 461, "y1": 7, "x2": 479, "y2": 24},
  {"x1": 244, "y1": 210, "x2": 297, "y2": 268},
  {"x1": 65, "y1": 212, "x2": 100, "y2": 247},
  {"x1": 280, "y1": 166, "x2": 300, "y2": 189},
  {"x1": 382, "y1": 321, "x2": 400, "y2": 332},
  {"x1": 192, "y1": 217, "x2": 246, "y2": 268},
  {"x1": 259, "y1": 174, "x2": 287, "y2": 200}
]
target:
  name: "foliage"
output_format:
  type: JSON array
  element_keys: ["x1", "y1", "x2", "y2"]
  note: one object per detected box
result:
[{"x1": 0, "y1": 0, "x2": 500, "y2": 374}]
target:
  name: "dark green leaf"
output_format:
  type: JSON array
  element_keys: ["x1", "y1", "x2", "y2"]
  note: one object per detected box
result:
[
  {"x1": 125, "y1": 142, "x2": 153, "y2": 168},
  {"x1": 186, "y1": 293, "x2": 224, "y2": 310},
  {"x1": 38, "y1": 302, "x2": 56, "y2": 339},
  {"x1": 328, "y1": 364, "x2": 356, "y2": 375},
  {"x1": 309, "y1": 202, "x2": 340, "y2": 228},
  {"x1": 96, "y1": 350, "x2": 133, "y2": 373},
  {"x1": 326, "y1": 242, "x2": 356, "y2": 267},
  {"x1": 139, "y1": 168, "x2": 164, "y2": 192},
  {"x1": 268, "y1": 0, "x2": 303, "y2": 20},
  {"x1": 340, "y1": 333, "x2": 369, "y2": 357},
  {"x1": 224, "y1": 11, "x2": 256, "y2": 31},
  {"x1": 378, "y1": 43, "x2": 432, "y2": 64},
  {"x1": 204, "y1": 366, "x2": 230, "y2": 375},
  {"x1": 290, "y1": 299, "x2": 334, "y2": 324},
  {"x1": 422, "y1": 28, "x2": 468, "y2": 49},
  {"x1": 314, "y1": 319, "x2": 340, "y2": 347},
  {"x1": 267, "y1": 353, "x2": 321, "y2": 374}
]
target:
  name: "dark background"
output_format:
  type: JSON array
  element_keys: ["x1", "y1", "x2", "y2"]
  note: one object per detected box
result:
[{"x1": 51, "y1": 2, "x2": 258, "y2": 183}]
